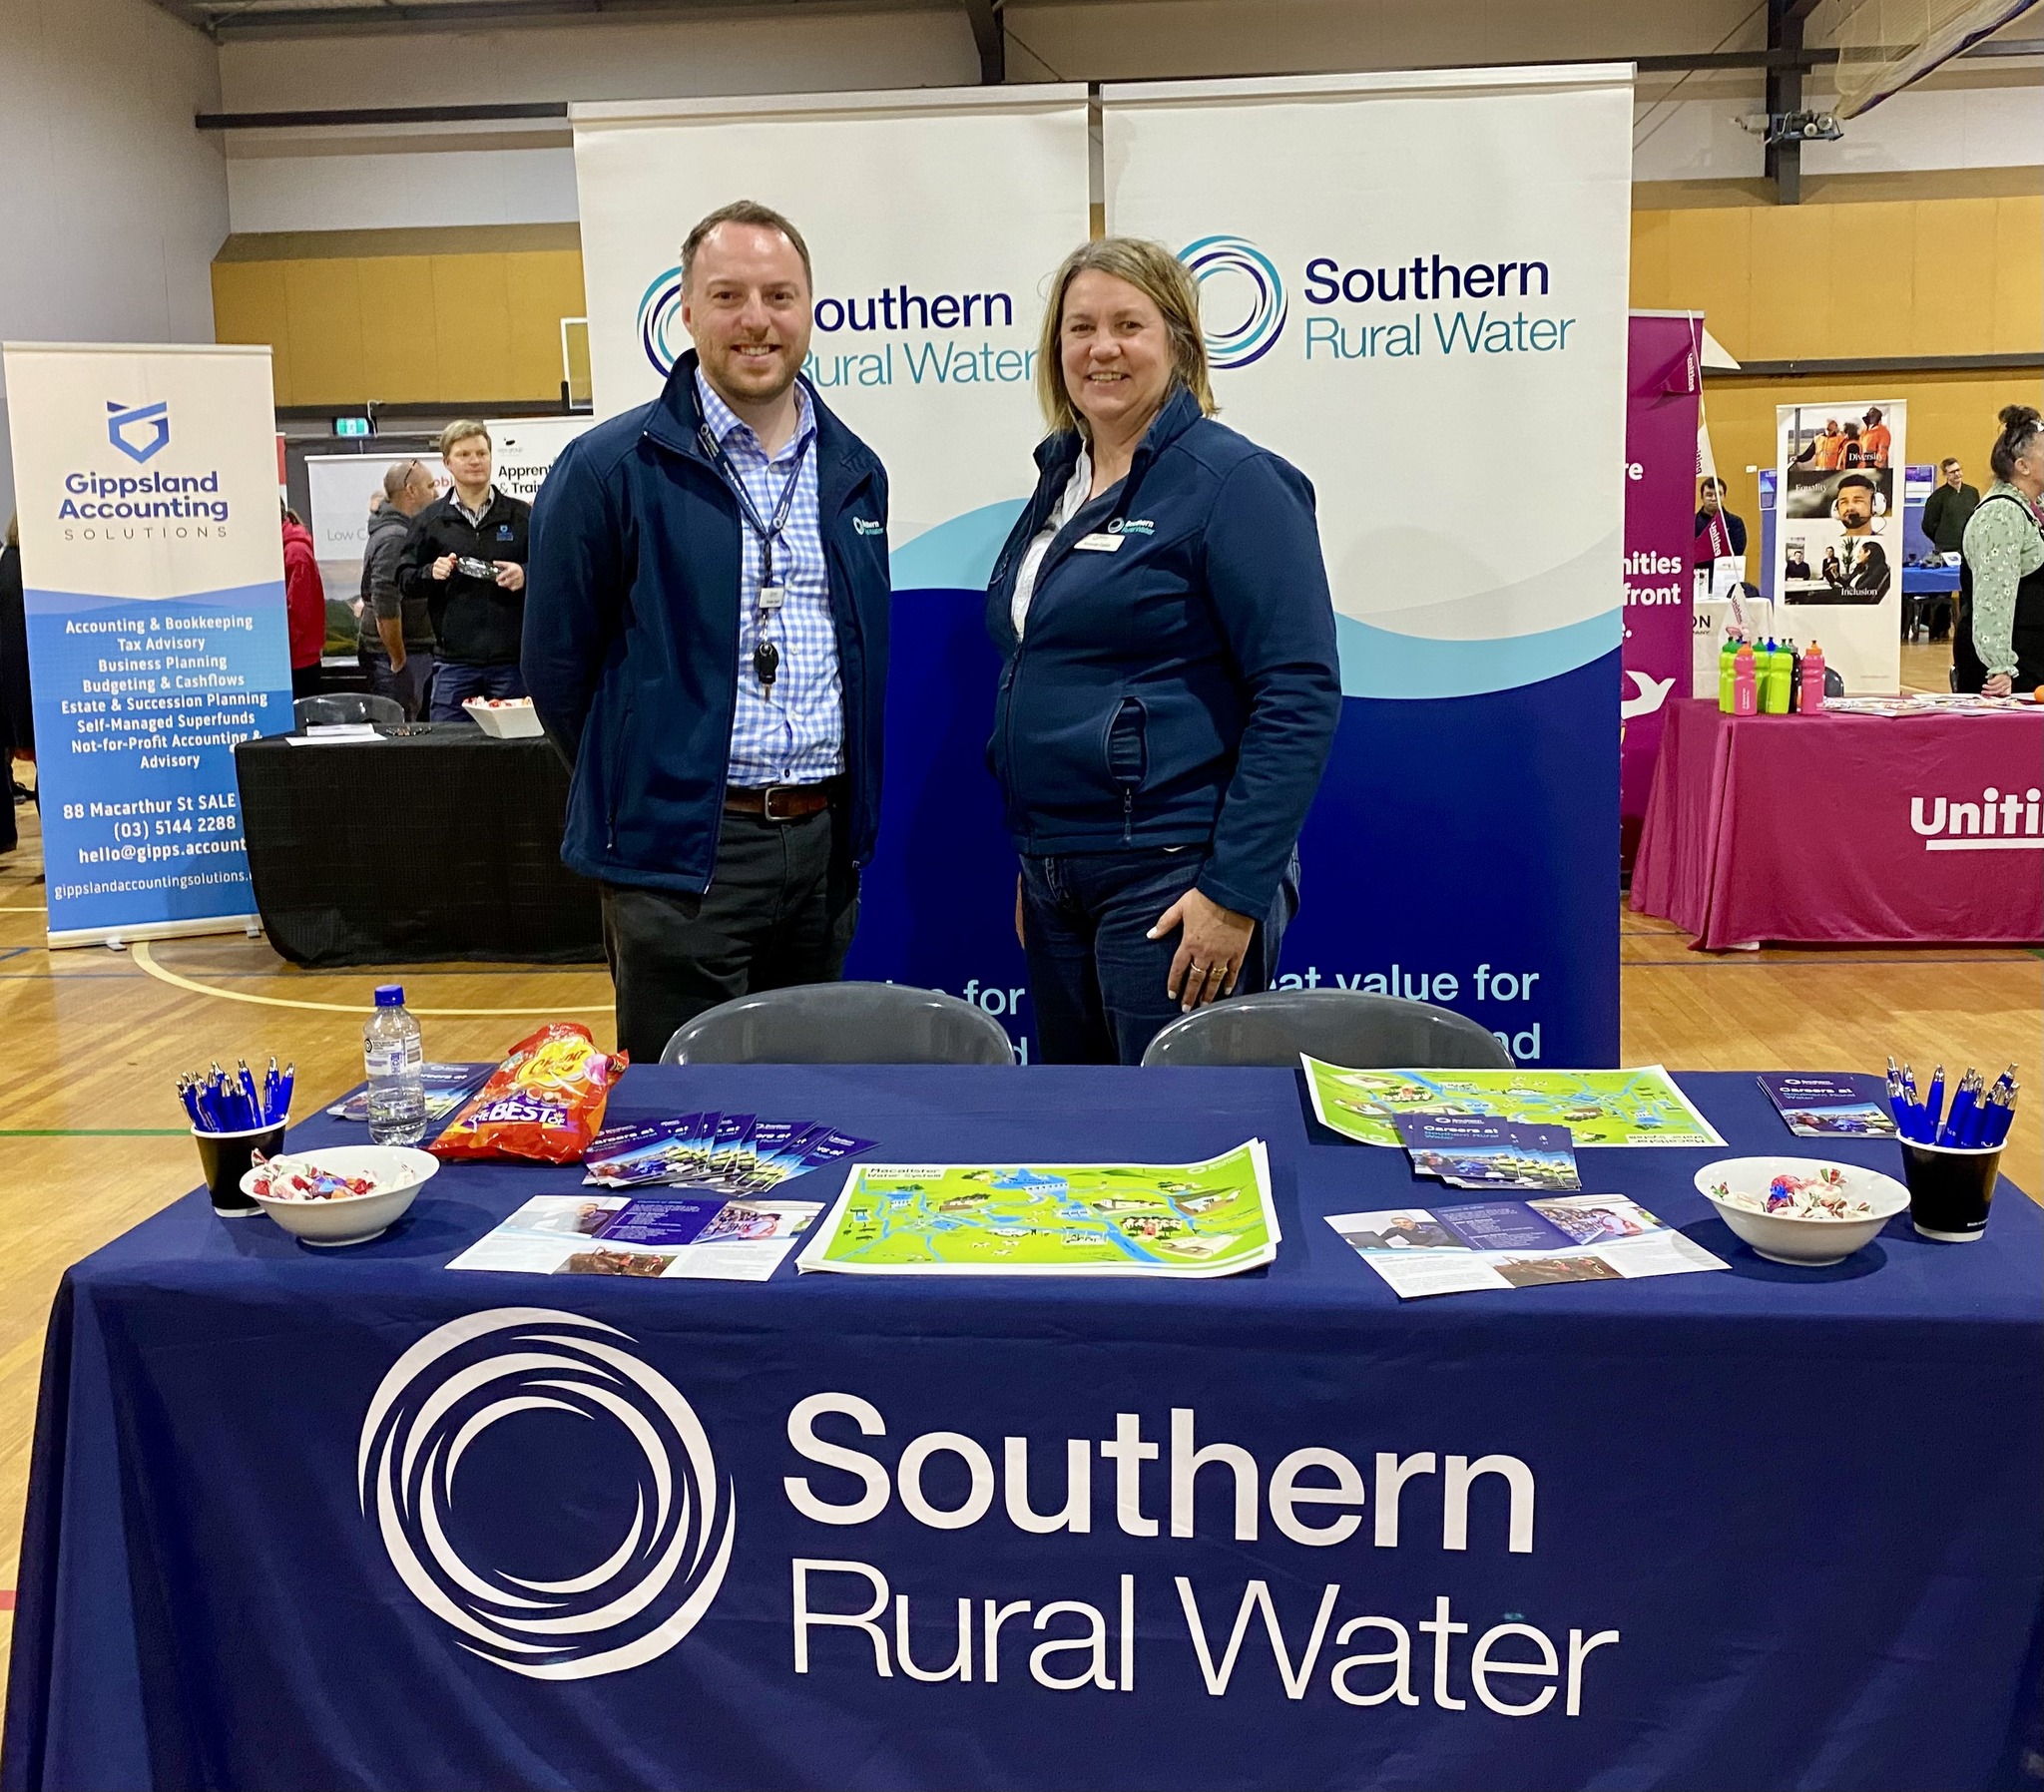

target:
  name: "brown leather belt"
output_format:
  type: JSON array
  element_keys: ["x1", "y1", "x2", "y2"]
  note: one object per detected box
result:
[{"x1": 725, "y1": 779, "x2": 838, "y2": 822}]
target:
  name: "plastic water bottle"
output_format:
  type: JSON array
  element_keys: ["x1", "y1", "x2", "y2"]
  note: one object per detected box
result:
[{"x1": 363, "y1": 984, "x2": 426, "y2": 1144}]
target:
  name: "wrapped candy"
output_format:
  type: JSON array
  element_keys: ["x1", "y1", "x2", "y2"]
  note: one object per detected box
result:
[
  {"x1": 430, "y1": 1023, "x2": 628, "y2": 1165},
  {"x1": 249, "y1": 1153, "x2": 380, "y2": 1202},
  {"x1": 1716, "y1": 1166, "x2": 1872, "y2": 1221}
]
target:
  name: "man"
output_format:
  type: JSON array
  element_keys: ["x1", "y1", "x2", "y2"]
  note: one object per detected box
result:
[
  {"x1": 358, "y1": 458, "x2": 441, "y2": 719},
  {"x1": 1921, "y1": 457, "x2": 1979, "y2": 555},
  {"x1": 1860, "y1": 406, "x2": 1892, "y2": 468},
  {"x1": 1694, "y1": 475, "x2": 1748, "y2": 564},
  {"x1": 525, "y1": 201, "x2": 891, "y2": 1064},
  {"x1": 1805, "y1": 419, "x2": 1845, "y2": 470},
  {"x1": 398, "y1": 421, "x2": 531, "y2": 721},
  {"x1": 1833, "y1": 471, "x2": 1882, "y2": 538}
]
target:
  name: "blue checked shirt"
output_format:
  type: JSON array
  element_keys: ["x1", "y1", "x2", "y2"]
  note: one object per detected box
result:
[{"x1": 697, "y1": 372, "x2": 844, "y2": 787}]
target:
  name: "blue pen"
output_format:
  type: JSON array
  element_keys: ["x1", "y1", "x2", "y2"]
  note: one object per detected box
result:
[
  {"x1": 263, "y1": 1056, "x2": 280, "y2": 1123},
  {"x1": 278, "y1": 1063, "x2": 295, "y2": 1122},
  {"x1": 1988, "y1": 1085, "x2": 2019, "y2": 1147},
  {"x1": 1957, "y1": 1095, "x2": 1987, "y2": 1148},
  {"x1": 238, "y1": 1060, "x2": 262, "y2": 1126},
  {"x1": 178, "y1": 1079, "x2": 203, "y2": 1128},
  {"x1": 1923, "y1": 1065, "x2": 1946, "y2": 1136},
  {"x1": 1939, "y1": 1077, "x2": 1975, "y2": 1147}
]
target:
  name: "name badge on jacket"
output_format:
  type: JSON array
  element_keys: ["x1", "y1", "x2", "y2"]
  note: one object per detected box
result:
[{"x1": 1073, "y1": 533, "x2": 1125, "y2": 553}]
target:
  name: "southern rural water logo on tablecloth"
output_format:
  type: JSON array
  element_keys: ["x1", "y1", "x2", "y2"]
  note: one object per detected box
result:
[
  {"x1": 360, "y1": 1309, "x2": 1634, "y2": 1710},
  {"x1": 358, "y1": 1307, "x2": 735, "y2": 1679}
]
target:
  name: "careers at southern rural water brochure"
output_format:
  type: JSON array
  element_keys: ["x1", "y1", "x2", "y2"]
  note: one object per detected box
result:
[
  {"x1": 447, "y1": 1194, "x2": 821, "y2": 1282},
  {"x1": 1304, "y1": 1060, "x2": 1726, "y2": 1149}
]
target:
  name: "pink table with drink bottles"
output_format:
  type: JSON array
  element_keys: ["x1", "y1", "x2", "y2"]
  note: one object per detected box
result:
[{"x1": 1630, "y1": 698, "x2": 2044, "y2": 950}]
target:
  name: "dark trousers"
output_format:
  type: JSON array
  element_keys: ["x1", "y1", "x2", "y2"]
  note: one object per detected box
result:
[
  {"x1": 361, "y1": 648, "x2": 434, "y2": 721},
  {"x1": 290, "y1": 664, "x2": 323, "y2": 698},
  {"x1": 430, "y1": 659, "x2": 526, "y2": 722},
  {"x1": 1020, "y1": 848, "x2": 1287, "y2": 1066},
  {"x1": 601, "y1": 803, "x2": 858, "y2": 1064}
]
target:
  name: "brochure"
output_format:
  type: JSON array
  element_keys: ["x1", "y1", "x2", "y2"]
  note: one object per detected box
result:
[
  {"x1": 1393, "y1": 1115, "x2": 1580, "y2": 1190},
  {"x1": 582, "y1": 1114, "x2": 875, "y2": 1194},
  {"x1": 798, "y1": 1141, "x2": 1277, "y2": 1278},
  {"x1": 1303, "y1": 1059, "x2": 1726, "y2": 1149},
  {"x1": 1756, "y1": 1073, "x2": 1898, "y2": 1137},
  {"x1": 1326, "y1": 1195, "x2": 1726, "y2": 1299},
  {"x1": 446, "y1": 1192, "x2": 822, "y2": 1281},
  {"x1": 326, "y1": 1063, "x2": 494, "y2": 1123}
]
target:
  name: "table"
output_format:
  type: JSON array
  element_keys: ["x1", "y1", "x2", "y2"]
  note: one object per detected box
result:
[
  {"x1": 1631, "y1": 697, "x2": 2044, "y2": 950},
  {"x1": 4, "y1": 1067, "x2": 2037, "y2": 1792},
  {"x1": 1903, "y1": 562, "x2": 1961, "y2": 644},
  {"x1": 234, "y1": 724, "x2": 603, "y2": 966}
]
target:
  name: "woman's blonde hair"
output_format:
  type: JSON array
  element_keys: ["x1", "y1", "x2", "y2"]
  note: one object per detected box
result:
[{"x1": 1035, "y1": 236, "x2": 1216, "y2": 437}]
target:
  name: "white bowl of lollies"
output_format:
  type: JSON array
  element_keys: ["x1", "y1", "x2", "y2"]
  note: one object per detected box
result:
[
  {"x1": 462, "y1": 695, "x2": 546, "y2": 738},
  {"x1": 241, "y1": 1145, "x2": 438, "y2": 1246},
  {"x1": 1696, "y1": 1156, "x2": 1909, "y2": 1266}
]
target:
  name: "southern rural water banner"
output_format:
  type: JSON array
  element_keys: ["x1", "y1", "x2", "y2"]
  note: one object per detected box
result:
[
  {"x1": 1, "y1": 342, "x2": 293, "y2": 947},
  {"x1": 1621, "y1": 314, "x2": 1705, "y2": 869},
  {"x1": 1774, "y1": 397, "x2": 1906, "y2": 694},
  {"x1": 572, "y1": 87, "x2": 1090, "y2": 1053},
  {"x1": 1103, "y1": 68, "x2": 1633, "y2": 1062}
]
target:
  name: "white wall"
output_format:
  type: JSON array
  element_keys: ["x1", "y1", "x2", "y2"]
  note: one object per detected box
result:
[{"x1": 0, "y1": 0, "x2": 230, "y2": 523}]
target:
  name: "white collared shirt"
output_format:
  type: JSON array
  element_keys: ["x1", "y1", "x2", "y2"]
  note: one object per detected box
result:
[{"x1": 1011, "y1": 446, "x2": 1094, "y2": 641}]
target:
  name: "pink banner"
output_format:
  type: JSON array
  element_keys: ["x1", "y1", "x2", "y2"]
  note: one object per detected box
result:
[{"x1": 1621, "y1": 314, "x2": 1704, "y2": 868}]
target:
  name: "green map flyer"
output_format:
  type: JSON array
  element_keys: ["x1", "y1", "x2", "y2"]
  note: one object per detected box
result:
[
  {"x1": 796, "y1": 1141, "x2": 1278, "y2": 1277},
  {"x1": 1302, "y1": 1060, "x2": 1727, "y2": 1149}
]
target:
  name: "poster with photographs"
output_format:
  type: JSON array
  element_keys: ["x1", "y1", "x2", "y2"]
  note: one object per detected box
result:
[{"x1": 1775, "y1": 400, "x2": 1905, "y2": 694}]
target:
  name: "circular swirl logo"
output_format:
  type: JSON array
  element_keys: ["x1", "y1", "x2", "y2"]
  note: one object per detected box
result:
[
  {"x1": 358, "y1": 1307, "x2": 735, "y2": 1680},
  {"x1": 637, "y1": 267, "x2": 688, "y2": 378},
  {"x1": 1178, "y1": 234, "x2": 1287, "y2": 371}
]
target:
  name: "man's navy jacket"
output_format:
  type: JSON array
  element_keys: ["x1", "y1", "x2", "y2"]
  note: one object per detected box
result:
[
  {"x1": 524, "y1": 351, "x2": 890, "y2": 897},
  {"x1": 984, "y1": 385, "x2": 1341, "y2": 920}
]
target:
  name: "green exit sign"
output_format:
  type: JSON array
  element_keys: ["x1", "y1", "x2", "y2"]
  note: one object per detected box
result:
[{"x1": 333, "y1": 416, "x2": 371, "y2": 437}]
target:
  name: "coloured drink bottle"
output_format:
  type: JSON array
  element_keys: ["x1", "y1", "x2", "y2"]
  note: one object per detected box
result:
[
  {"x1": 1719, "y1": 637, "x2": 1738, "y2": 710},
  {"x1": 1764, "y1": 638, "x2": 1791, "y2": 713},
  {"x1": 1801, "y1": 640, "x2": 1826, "y2": 712},
  {"x1": 1733, "y1": 643, "x2": 1758, "y2": 714}
]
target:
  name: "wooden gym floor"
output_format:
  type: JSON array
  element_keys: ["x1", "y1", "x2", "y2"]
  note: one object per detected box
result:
[{"x1": 0, "y1": 638, "x2": 2037, "y2": 1691}]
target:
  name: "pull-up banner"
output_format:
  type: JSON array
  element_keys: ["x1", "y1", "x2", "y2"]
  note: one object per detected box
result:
[
  {"x1": 1, "y1": 342, "x2": 292, "y2": 947},
  {"x1": 573, "y1": 87, "x2": 1091, "y2": 1054},
  {"x1": 1103, "y1": 67, "x2": 1633, "y2": 1062}
]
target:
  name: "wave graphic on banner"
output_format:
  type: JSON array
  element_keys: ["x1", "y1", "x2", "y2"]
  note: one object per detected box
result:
[
  {"x1": 890, "y1": 499, "x2": 1026, "y2": 592},
  {"x1": 358, "y1": 1307, "x2": 735, "y2": 1680}
]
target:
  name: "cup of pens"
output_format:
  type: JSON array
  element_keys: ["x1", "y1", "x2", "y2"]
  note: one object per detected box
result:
[
  {"x1": 182, "y1": 1059, "x2": 294, "y2": 1219},
  {"x1": 1887, "y1": 1059, "x2": 2015, "y2": 1242}
]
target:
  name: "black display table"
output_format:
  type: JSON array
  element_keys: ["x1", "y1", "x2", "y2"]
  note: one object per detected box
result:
[{"x1": 233, "y1": 724, "x2": 603, "y2": 966}]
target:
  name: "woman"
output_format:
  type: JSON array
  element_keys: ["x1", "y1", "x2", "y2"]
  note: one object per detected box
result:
[
  {"x1": 281, "y1": 501, "x2": 325, "y2": 699},
  {"x1": 984, "y1": 237, "x2": 1341, "y2": 1065},
  {"x1": 1955, "y1": 405, "x2": 2044, "y2": 696}
]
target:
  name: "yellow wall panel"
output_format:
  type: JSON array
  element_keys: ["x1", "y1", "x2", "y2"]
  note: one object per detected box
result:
[
  {"x1": 1628, "y1": 208, "x2": 1671, "y2": 310},
  {"x1": 210, "y1": 261, "x2": 294, "y2": 406},
  {"x1": 279, "y1": 259, "x2": 366, "y2": 407},
  {"x1": 504, "y1": 249, "x2": 589, "y2": 401},
  {"x1": 1991, "y1": 196, "x2": 2044, "y2": 355},
  {"x1": 1908, "y1": 198, "x2": 1998, "y2": 357},
  {"x1": 1746, "y1": 204, "x2": 1831, "y2": 361},
  {"x1": 430, "y1": 253, "x2": 513, "y2": 400},
  {"x1": 1664, "y1": 208, "x2": 1752, "y2": 359},
  {"x1": 1836, "y1": 201, "x2": 1915, "y2": 359},
  {"x1": 356, "y1": 256, "x2": 440, "y2": 404}
]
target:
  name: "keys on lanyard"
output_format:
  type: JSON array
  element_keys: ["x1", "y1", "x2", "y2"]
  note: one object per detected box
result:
[{"x1": 702, "y1": 421, "x2": 810, "y2": 692}]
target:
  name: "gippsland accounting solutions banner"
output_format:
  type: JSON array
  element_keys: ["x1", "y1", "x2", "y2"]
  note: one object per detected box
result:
[
  {"x1": 2, "y1": 343, "x2": 293, "y2": 947},
  {"x1": 1103, "y1": 67, "x2": 1634, "y2": 1062},
  {"x1": 573, "y1": 87, "x2": 1091, "y2": 1054}
]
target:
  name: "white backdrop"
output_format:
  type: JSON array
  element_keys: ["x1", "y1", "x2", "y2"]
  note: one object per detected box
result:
[
  {"x1": 572, "y1": 86, "x2": 1091, "y2": 590},
  {"x1": 1102, "y1": 67, "x2": 1634, "y2": 701}
]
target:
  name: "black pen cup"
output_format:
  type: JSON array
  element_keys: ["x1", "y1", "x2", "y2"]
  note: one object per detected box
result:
[
  {"x1": 193, "y1": 1120, "x2": 287, "y2": 1218},
  {"x1": 1899, "y1": 1137, "x2": 2001, "y2": 1241}
]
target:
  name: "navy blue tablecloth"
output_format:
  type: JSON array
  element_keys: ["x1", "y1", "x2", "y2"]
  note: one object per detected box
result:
[{"x1": 4, "y1": 1068, "x2": 2039, "y2": 1792}]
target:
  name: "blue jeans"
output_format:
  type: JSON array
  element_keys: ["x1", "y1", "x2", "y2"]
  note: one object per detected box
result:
[
  {"x1": 1019, "y1": 848, "x2": 1288, "y2": 1065},
  {"x1": 429, "y1": 659, "x2": 526, "y2": 722},
  {"x1": 361, "y1": 649, "x2": 434, "y2": 722}
]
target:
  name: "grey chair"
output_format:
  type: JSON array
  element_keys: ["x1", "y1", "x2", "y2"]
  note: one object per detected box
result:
[
  {"x1": 1141, "y1": 989, "x2": 1513, "y2": 1070},
  {"x1": 293, "y1": 692, "x2": 403, "y2": 729},
  {"x1": 662, "y1": 982, "x2": 1016, "y2": 1066}
]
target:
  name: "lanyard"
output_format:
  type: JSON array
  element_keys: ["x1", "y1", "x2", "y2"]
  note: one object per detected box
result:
[{"x1": 700, "y1": 422, "x2": 812, "y2": 595}]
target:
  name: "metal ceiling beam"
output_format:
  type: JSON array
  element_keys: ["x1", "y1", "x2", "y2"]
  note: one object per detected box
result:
[
  {"x1": 959, "y1": 0, "x2": 1003, "y2": 83},
  {"x1": 197, "y1": 101, "x2": 568, "y2": 127}
]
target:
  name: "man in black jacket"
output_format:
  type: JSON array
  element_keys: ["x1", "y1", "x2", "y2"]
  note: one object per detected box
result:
[
  {"x1": 358, "y1": 458, "x2": 441, "y2": 719},
  {"x1": 397, "y1": 421, "x2": 532, "y2": 721}
]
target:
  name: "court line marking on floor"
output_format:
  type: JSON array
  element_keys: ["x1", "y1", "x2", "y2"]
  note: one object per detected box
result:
[
  {"x1": 0, "y1": 1129, "x2": 188, "y2": 1137},
  {"x1": 131, "y1": 940, "x2": 615, "y2": 1016}
]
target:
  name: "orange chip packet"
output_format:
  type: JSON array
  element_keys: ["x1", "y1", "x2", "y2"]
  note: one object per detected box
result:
[{"x1": 429, "y1": 1022, "x2": 628, "y2": 1164}]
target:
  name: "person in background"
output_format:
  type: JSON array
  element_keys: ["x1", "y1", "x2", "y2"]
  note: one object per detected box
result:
[
  {"x1": 1840, "y1": 538, "x2": 1890, "y2": 602},
  {"x1": 1860, "y1": 406, "x2": 1892, "y2": 469},
  {"x1": 1837, "y1": 421, "x2": 1866, "y2": 468},
  {"x1": 0, "y1": 515, "x2": 29, "y2": 855},
  {"x1": 398, "y1": 421, "x2": 531, "y2": 722},
  {"x1": 1805, "y1": 419, "x2": 1845, "y2": 470},
  {"x1": 1833, "y1": 472, "x2": 1881, "y2": 538},
  {"x1": 1955, "y1": 404, "x2": 2044, "y2": 696},
  {"x1": 1921, "y1": 457, "x2": 1979, "y2": 556},
  {"x1": 358, "y1": 458, "x2": 440, "y2": 719},
  {"x1": 526, "y1": 200, "x2": 892, "y2": 1065},
  {"x1": 1694, "y1": 476, "x2": 1747, "y2": 563},
  {"x1": 984, "y1": 237, "x2": 1341, "y2": 1065},
  {"x1": 281, "y1": 501, "x2": 325, "y2": 699}
]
